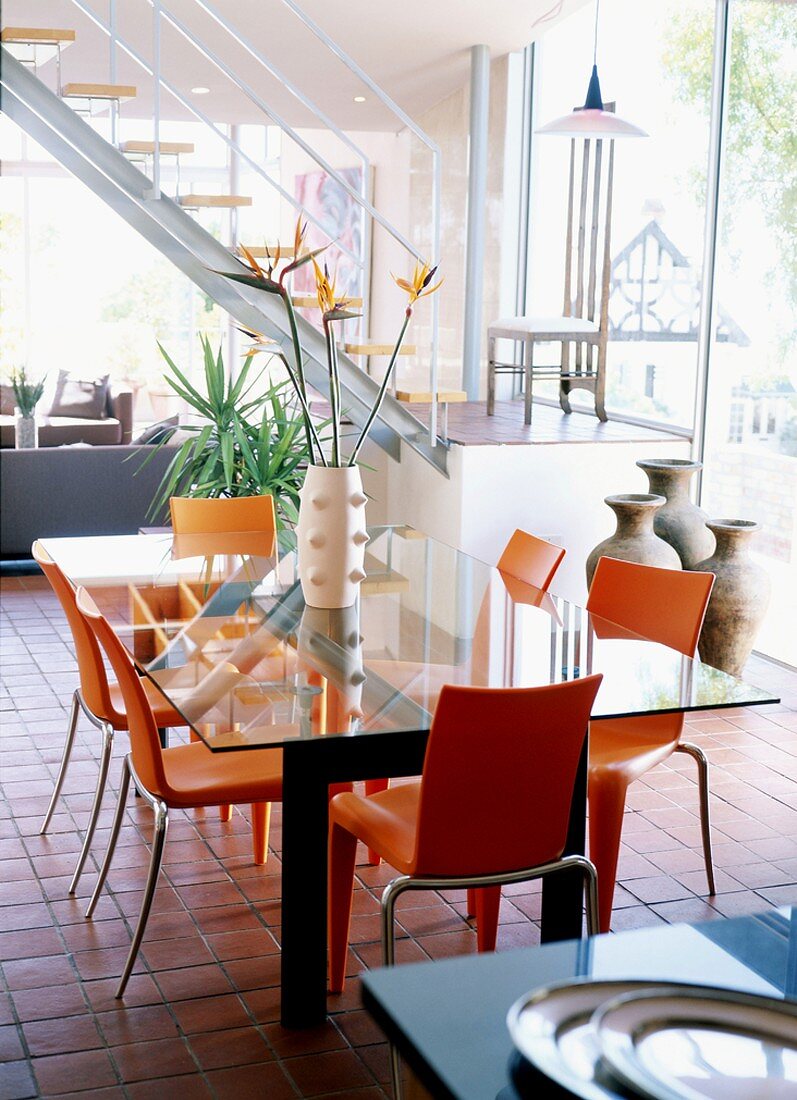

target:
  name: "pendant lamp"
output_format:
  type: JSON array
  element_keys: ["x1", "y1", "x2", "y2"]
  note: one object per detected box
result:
[{"x1": 536, "y1": 0, "x2": 647, "y2": 138}]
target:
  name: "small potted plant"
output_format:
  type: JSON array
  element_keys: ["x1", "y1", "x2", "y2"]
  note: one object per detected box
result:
[
  {"x1": 10, "y1": 367, "x2": 46, "y2": 449},
  {"x1": 217, "y1": 220, "x2": 441, "y2": 608}
]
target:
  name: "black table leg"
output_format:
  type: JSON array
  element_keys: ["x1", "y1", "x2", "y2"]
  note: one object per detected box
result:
[
  {"x1": 158, "y1": 727, "x2": 168, "y2": 748},
  {"x1": 541, "y1": 733, "x2": 588, "y2": 943},
  {"x1": 280, "y1": 747, "x2": 330, "y2": 1028}
]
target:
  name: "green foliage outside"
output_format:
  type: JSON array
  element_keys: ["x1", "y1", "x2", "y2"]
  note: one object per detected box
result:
[{"x1": 663, "y1": 1, "x2": 797, "y2": 367}]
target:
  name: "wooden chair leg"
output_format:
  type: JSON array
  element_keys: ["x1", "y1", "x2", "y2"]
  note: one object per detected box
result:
[
  {"x1": 475, "y1": 886, "x2": 501, "y2": 952},
  {"x1": 487, "y1": 335, "x2": 496, "y2": 415},
  {"x1": 219, "y1": 804, "x2": 233, "y2": 823},
  {"x1": 524, "y1": 339, "x2": 534, "y2": 425},
  {"x1": 588, "y1": 772, "x2": 630, "y2": 933}
]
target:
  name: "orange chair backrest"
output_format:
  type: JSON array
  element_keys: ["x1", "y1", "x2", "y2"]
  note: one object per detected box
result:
[
  {"x1": 413, "y1": 675, "x2": 602, "y2": 877},
  {"x1": 496, "y1": 529, "x2": 565, "y2": 591},
  {"x1": 587, "y1": 557, "x2": 714, "y2": 658},
  {"x1": 170, "y1": 495, "x2": 276, "y2": 552},
  {"x1": 75, "y1": 587, "x2": 169, "y2": 797},
  {"x1": 32, "y1": 542, "x2": 119, "y2": 722}
]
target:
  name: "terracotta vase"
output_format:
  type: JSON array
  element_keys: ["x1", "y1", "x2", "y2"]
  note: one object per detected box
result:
[
  {"x1": 296, "y1": 465, "x2": 369, "y2": 609},
  {"x1": 694, "y1": 520, "x2": 770, "y2": 677},
  {"x1": 636, "y1": 458, "x2": 715, "y2": 569},
  {"x1": 586, "y1": 493, "x2": 682, "y2": 588}
]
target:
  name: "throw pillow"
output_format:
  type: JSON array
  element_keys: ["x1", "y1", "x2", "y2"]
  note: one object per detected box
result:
[
  {"x1": 132, "y1": 415, "x2": 180, "y2": 445},
  {"x1": 0, "y1": 384, "x2": 15, "y2": 416},
  {"x1": 48, "y1": 370, "x2": 110, "y2": 420}
]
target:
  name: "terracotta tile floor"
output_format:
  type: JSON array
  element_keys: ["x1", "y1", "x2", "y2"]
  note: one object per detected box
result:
[{"x1": 1, "y1": 574, "x2": 796, "y2": 1099}]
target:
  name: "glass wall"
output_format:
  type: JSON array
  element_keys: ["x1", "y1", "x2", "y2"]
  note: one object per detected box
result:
[
  {"x1": 525, "y1": 0, "x2": 714, "y2": 428},
  {"x1": 524, "y1": 0, "x2": 796, "y2": 666},
  {"x1": 701, "y1": 0, "x2": 797, "y2": 666}
]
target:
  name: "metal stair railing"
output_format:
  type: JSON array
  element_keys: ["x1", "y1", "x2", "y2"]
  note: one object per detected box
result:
[
  {"x1": 65, "y1": 0, "x2": 442, "y2": 443},
  {"x1": 0, "y1": 47, "x2": 449, "y2": 476}
]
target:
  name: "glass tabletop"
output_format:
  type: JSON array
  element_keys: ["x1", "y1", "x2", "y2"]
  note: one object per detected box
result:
[{"x1": 41, "y1": 525, "x2": 779, "y2": 751}]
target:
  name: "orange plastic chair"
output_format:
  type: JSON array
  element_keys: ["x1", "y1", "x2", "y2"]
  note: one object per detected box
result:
[
  {"x1": 75, "y1": 585, "x2": 287, "y2": 997},
  {"x1": 170, "y1": 493, "x2": 277, "y2": 826},
  {"x1": 328, "y1": 675, "x2": 603, "y2": 992},
  {"x1": 33, "y1": 542, "x2": 185, "y2": 895},
  {"x1": 169, "y1": 495, "x2": 276, "y2": 553},
  {"x1": 496, "y1": 529, "x2": 565, "y2": 590},
  {"x1": 587, "y1": 557, "x2": 716, "y2": 931}
]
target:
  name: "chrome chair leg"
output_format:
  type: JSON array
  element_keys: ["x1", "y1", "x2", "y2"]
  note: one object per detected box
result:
[
  {"x1": 40, "y1": 689, "x2": 80, "y2": 834},
  {"x1": 69, "y1": 722, "x2": 114, "y2": 895},
  {"x1": 86, "y1": 755, "x2": 131, "y2": 918},
  {"x1": 377, "y1": 856, "x2": 600, "y2": 1100},
  {"x1": 116, "y1": 765, "x2": 168, "y2": 999},
  {"x1": 675, "y1": 741, "x2": 716, "y2": 895}
]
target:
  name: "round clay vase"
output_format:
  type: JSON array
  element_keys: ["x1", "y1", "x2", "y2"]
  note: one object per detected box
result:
[
  {"x1": 636, "y1": 458, "x2": 715, "y2": 569},
  {"x1": 694, "y1": 519, "x2": 771, "y2": 678},
  {"x1": 586, "y1": 493, "x2": 682, "y2": 588},
  {"x1": 296, "y1": 465, "x2": 369, "y2": 609}
]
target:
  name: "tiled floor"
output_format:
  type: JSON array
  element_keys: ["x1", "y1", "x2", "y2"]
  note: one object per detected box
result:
[
  {"x1": 1, "y1": 574, "x2": 796, "y2": 1099},
  {"x1": 405, "y1": 400, "x2": 687, "y2": 446}
]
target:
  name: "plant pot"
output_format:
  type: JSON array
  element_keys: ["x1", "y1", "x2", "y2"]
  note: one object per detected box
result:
[
  {"x1": 586, "y1": 493, "x2": 682, "y2": 588},
  {"x1": 636, "y1": 458, "x2": 715, "y2": 568},
  {"x1": 297, "y1": 465, "x2": 369, "y2": 609},
  {"x1": 694, "y1": 519, "x2": 771, "y2": 677},
  {"x1": 14, "y1": 410, "x2": 38, "y2": 449}
]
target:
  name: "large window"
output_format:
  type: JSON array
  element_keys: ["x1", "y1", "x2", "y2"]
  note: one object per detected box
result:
[
  {"x1": 525, "y1": 0, "x2": 714, "y2": 428},
  {"x1": 701, "y1": 0, "x2": 797, "y2": 666},
  {"x1": 524, "y1": 0, "x2": 796, "y2": 666}
]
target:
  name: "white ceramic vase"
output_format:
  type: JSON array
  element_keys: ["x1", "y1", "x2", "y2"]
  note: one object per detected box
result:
[{"x1": 297, "y1": 465, "x2": 369, "y2": 609}]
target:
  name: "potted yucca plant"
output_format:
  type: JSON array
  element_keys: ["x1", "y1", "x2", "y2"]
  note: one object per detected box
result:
[{"x1": 217, "y1": 220, "x2": 441, "y2": 608}]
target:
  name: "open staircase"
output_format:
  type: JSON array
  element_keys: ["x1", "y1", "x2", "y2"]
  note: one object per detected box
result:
[{"x1": 1, "y1": 26, "x2": 450, "y2": 475}]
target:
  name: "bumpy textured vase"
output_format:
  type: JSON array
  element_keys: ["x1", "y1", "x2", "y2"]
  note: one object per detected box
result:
[
  {"x1": 298, "y1": 604, "x2": 365, "y2": 724},
  {"x1": 694, "y1": 520, "x2": 770, "y2": 677},
  {"x1": 297, "y1": 465, "x2": 369, "y2": 609},
  {"x1": 14, "y1": 411, "x2": 37, "y2": 449},
  {"x1": 586, "y1": 493, "x2": 682, "y2": 588},
  {"x1": 636, "y1": 458, "x2": 715, "y2": 569}
]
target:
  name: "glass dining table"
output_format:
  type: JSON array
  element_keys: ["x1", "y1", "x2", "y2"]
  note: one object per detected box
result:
[{"x1": 41, "y1": 525, "x2": 780, "y2": 1028}]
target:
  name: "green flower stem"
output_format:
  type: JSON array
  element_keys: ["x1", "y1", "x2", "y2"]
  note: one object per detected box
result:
[
  {"x1": 324, "y1": 321, "x2": 341, "y2": 467},
  {"x1": 276, "y1": 353, "x2": 327, "y2": 466},
  {"x1": 349, "y1": 310, "x2": 412, "y2": 466},
  {"x1": 282, "y1": 291, "x2": 316, "y2": 463}
]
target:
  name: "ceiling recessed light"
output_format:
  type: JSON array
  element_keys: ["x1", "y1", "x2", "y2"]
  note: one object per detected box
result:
[
  {"x1": 353, "y1": 95, "x2": 366, "y2": 103},
  {"x1": 191, "y1": 86, "x2": 210, "y2": 95}
]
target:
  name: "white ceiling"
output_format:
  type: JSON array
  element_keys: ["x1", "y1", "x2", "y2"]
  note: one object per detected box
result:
[{"x1": 4, "y1": 0, "x2": 585, "y2": 130}]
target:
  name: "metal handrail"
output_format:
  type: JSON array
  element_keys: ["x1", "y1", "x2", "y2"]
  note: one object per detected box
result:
[
  {"x1": 65, "y1": 0, "x2": 360, "y2": 266},
  {"x1": 66, "y1": 0, "x2": 443, "y2": 443},
  {"x1": 279, "y1": 0, "x2": 442, "y2": 440}
]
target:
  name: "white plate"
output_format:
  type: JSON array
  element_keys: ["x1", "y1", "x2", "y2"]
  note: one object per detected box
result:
[
  {"x1": 595, "y1": 986, "x2": 797, "y2": 1100},
  {"x1": 507, "y1": 979, "x2": 692, "y2": 1099}
]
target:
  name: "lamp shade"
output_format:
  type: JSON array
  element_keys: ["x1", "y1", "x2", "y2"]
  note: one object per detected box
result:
[
  {"x1": 536, "y1": 109, "x2": 648, "y2": 138},
  {"x1": 536, "y1": 64, "x2": 648, "y2": 138}
]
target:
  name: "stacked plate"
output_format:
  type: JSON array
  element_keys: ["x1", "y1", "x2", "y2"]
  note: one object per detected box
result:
[{"x1": 507, "y1": 979, "x2": 797, "y2": 1099}]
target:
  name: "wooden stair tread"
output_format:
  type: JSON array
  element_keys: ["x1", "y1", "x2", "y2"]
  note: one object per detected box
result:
[
  {"x1": 62, "y1": 82, "x2": 136, "y2": 99},
  {"x1": 241, "y1": 245, "x2": 296, "y2": 259},
  {"x1": 292, "y1": 295, "x2": 363, "y2": 309},
  {"x1": 395, "y1": 389, "x2": 467, "y2": 403},
  {"x1": 2, "y1": 27, "x2": 76, "y2": 43},
  {"x1": 344, "y1": 343, "x2": 416, "y2": 356},
  {"x1": 121, "y1": 140, "x2": 194, "y2": 155},
  {"x1": 179, "y1": 194, "x2": 253, "y2": 208}
]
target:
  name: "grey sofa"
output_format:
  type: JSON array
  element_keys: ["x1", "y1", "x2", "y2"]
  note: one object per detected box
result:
[
  {"x1": 1, "y1": 444, "x2": 177, "y2": 558},
  {"x1": 0, "y1": 387, "x2": 134, "y2": 448}
]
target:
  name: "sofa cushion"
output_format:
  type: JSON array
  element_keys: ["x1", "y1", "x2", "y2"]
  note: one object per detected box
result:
[
  {"x1": 0, "y1": 415, "x2": 124, "y2": 448},
  {"x1": 40, "y1": 416, "x2": 123, "y2": 446},
  {"x1": 133, "y1": 415, "x2": 180, "y2": 445},
  {"x1": 0, "y1": 384, "x2": 15, "y2": 416},
  {"x1": 48, "y1": 371, "x2": 110, "y2": 419}
]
